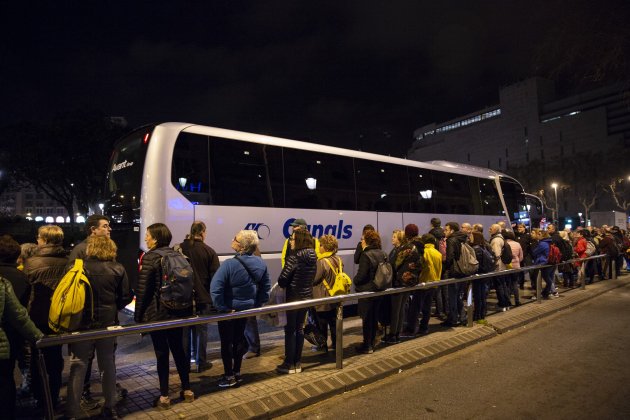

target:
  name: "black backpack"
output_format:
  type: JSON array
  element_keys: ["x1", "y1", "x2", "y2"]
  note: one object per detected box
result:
[
  {"x1": 154, "y1": 248, "x2": 195, "y2": 310},
  {"x1": 559, "y1": 240, "x2": 574, "y2": 262},
  {"x1": 475, "y1": 246, "x2": 496, "y2": 274},
  {"x1": 500, "y1": 240, "x2": 513, "y2": 265}
]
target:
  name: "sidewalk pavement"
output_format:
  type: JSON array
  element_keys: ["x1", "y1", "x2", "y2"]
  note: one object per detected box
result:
[{"x1": 16, "y1": 274, "x2": 629, "y2": 419}]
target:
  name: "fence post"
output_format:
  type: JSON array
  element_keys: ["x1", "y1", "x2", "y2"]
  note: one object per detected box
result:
[
  {"x1": 536, "y1": 271, "x2": 542, "y2": 303},
  {"x1": 37, "y1": 350, "x2": 54, "y2": 420},
  {"x1": 335, "y1": 302, "x2": 344, "y2": 369},
  {"x1": 465, "y1": 282, "x2": 474, "y2": 327},
  {"x1": 581, "y1": 261, "x2": 586, "y2": 290}
]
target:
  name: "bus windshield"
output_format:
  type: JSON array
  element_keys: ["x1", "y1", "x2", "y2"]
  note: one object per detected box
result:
[{"x1": 106, "y1": 126, "x2": 153, "y2": 221}]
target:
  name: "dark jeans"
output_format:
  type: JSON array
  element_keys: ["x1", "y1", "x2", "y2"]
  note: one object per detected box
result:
[
  {"x1": 244, "y1": 316, "x2": 261, "y2": 354},
  {"x1": 31, "y1": 345, "x2": 63, "y2": 406},
  {"x1": 284, "y1": 308, "x2": 307, "y2": 365},
  {"x1": 406, "y1": 289, "x2": 434, "y2": 333},
  {"x1": 190, "y1": 305, "x2": 214, "y2": 365},
  {"x1": 0, "y1": 357, "x2": 17, "y2": 419},
  {"x1": 541, "y1": 267, "x2": 555, "y2": 297},
  {"x1": 447, "y1": 282, "x2": 465, "y2": 324},
  {"x1": 150, "y1": 328, "x2": 190, "y2": 396},
  {"x1": 494, "y1": 275, "x2": 511, "y2": 308},
  {"x1": 509, "y1": 272, "x2": 521, "y2": 305},
  {"x1": 389, "y1": 292, "x2": 409, "y2": 336},
  {"x1": 315, "y1": 309, "x2": 336, "y2": 348},
  {"x1": 358, "y1": 297, "x2": 381, "y2": 347},
  {"x1": 434, "y1": 285, "x2": 449, "y2": 316},
  {"x1": 472, "y1": 278, "x2": 488, "y2": 320},
  {"x1": 217, "y1": 318, "x2": 247, "y2": 376}
]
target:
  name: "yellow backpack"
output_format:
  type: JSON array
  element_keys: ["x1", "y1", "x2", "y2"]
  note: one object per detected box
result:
[
  {"x1": 323, "y1": 257, "x2": 352, "y2": 296},
  {"x1": 48, "y1": 259, "x2": 94, "y2": 333}
]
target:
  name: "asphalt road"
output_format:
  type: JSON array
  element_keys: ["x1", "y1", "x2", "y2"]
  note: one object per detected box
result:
[{"x1": 280, "y1": 283, "x2": 630, "y2": 420}]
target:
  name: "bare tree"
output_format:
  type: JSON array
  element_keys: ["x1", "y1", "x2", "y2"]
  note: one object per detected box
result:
[{"x1": 607, "y1": 177, "x2": 630, "y2": 213}]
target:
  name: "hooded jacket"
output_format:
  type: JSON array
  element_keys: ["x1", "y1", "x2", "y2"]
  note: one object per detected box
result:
[
  {"x1": 445, "y1": 231, "x2": 468, "y2": 276},
  {"x1": 278, "y1": 248, "x2": 317, "y2": 301}
]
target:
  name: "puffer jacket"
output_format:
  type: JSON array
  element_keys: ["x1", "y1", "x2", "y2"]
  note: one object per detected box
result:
[
  {"x1": 82, "y1": 258, "x2": 133, "y2": 329},
  {"x1": 210, "y1": 254, "x2": 271, "y2": 312},
  {"x1": 24, "y1": 244, "x2": 68, "y2": 330},
  {"x1": 278, "y1": 248, "x2": 317, "y2": 302},
  {"x1": 0, "y1": 278, "x2": 43, "y2": 360},
  {"x1": 134, "y1": 247, "x2": 192, "y2": 323},
  {"x1": 354, "y1": 247, "x2": 386, "y2": 293}
]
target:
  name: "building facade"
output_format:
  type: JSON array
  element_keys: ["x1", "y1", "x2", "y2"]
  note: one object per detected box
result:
[{"x1": 408, "y1": 78, "x2": 630, "y2": 225}]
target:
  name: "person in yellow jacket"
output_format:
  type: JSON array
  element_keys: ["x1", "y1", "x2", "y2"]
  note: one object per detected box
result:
[
  {"x1": 281, "y1": 218, "x2": 320, "y2": 267},
  {"x1": 401, "y1": 233, "x2": 442, "y2": 337}
]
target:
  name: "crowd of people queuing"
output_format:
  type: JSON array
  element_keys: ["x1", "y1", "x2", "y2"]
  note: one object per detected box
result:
[{"x1": 0, "y1": 213, "x2": 628, "y2": 419}]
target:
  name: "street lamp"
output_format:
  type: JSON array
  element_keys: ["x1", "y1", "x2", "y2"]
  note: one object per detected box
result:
[
  {"x1": 551, "y1": 182, "x2": 559, "y2": 224},
  {"x1": 98, "y1": 203, "x2": 104, "y2": 215}
]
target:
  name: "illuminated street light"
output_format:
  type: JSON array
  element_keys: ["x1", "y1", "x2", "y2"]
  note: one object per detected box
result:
[{"x1": 551, "y1": 183, "x2": 559, "y2": 224}]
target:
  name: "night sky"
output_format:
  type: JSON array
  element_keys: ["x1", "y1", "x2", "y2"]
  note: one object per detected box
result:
[{"x1": 2, "y1": 1, "x2": 628, "y2": 157}]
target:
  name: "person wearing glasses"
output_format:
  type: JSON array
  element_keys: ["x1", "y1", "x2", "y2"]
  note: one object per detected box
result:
[{"x1": 211, "y1": 230, "x2": 270, "y2": 387}]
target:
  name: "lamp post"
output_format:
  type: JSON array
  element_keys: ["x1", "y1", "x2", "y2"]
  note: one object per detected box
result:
[
  {"x1": 551, "y1": 182, "x2": 559, "y2": 225},
  {"x1": 98, "y1": 203, "x2": 104, "y2": 215}
]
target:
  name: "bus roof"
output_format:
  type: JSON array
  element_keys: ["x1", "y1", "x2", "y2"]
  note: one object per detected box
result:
[{"x1": 153, "y1": 122, "x2": 509, "y2": 180}]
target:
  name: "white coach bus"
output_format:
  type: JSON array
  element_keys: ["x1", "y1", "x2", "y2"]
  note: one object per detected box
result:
[{"x1": 104, "y1": 122, "x2": 534, "y2": 289}]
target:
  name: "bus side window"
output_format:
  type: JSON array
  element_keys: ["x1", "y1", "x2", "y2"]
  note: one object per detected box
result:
[
  {"x1": 355, "y1": 159, "x2": 411, "y2": 212},
  {"x1": 208, "y1": 139, "x2": 283, "y2": 208},
  {"x1": 283, "y1": 148, "x2": 355, "y2": 211},
  {"x1": 433, "y1": 172, "x2": 477, "y2": 215},
  {"x1": 172, "y1": 132, "x2": 211, "y2": 204}
]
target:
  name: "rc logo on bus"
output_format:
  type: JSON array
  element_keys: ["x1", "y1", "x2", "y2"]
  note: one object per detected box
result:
[{"x1": 244, "y1": 223, "x2": 271, "y2": 240}]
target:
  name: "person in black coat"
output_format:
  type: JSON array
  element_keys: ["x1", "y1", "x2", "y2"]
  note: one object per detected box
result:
[
  {"x1": 135, "y1": 223, "x2": 194, "y2": 410},
  {"x1": 179, "y1": 221, "x2": 219, "y2": 373},
  {"x1": 353, "y1": 230, "x2": 387, "y2": 354},
  {"x1": 276, "y1": 229, "x2": 317, "y2": 374}
]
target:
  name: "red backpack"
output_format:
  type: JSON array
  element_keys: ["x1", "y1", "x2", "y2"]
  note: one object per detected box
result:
[{"x1": 548, "y1": 243, "x2": 561, "y2": 265}]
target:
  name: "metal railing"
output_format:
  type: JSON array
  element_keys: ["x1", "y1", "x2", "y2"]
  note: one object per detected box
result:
[{"x1": 34, "y1": 254, "x2": 616, "y2": 419}]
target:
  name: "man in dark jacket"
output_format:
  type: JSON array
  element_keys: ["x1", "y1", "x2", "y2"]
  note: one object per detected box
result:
[
  {"x1": 179, "y1": 221, "x2": 219, "y2": 372},
  {"x1": 443, "y1": 222, "x2": 468, "y2": 327}
]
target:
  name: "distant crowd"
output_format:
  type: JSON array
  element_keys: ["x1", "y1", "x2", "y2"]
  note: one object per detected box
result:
[{"x1": 0, "y1": 214, "x2": 628, "y2": 419}]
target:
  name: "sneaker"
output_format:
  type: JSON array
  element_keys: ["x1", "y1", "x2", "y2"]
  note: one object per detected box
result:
[
  {"x1": 384, "y1": 334, "x2": 400, "y2": 344},
  {"x1": 218, "y1": 375, "x2": 237, "y2": 387},
  {"x1": 355, "y1": 344, "x2": 374, "y2": 354},
  {"x1": 179, "y1": 389, "x2": 195, "y2": 401},
  {"x1": 80, "y1": 394, "x2": 101, "y2": 411},
  {"x1": 529, "y1": 295, "x2": 537, "y2": 300},
  {"x1": 295, "y1": 363, "x2": 302, "y2": 373},
  {"x1": 195, "y1": 361, "x2": 213, "y2": 373},
  {"x1": 155, "y1": 395, "x2": 170, "y2": 410},
  {"x1": 102, "y1": 407, "x2": 122, "y2": 419},
  {"x1": 276, "y1": 363, "x2": 298, "y2": 374},
  {"x1": 234, "y1": 372, "x2": 244, "y2": 384},
  {"x1": 116, "y1": 383, "x2": 128, "y2": 401},
  {"x1": 242, "y1": 351, "x2": 260, "y2": 360},
  {"x1": 551, "y1": 292, "x2": 560, "y2": 298}
]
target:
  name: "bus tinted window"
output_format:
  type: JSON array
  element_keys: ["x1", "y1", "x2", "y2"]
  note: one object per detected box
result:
[
  {"x1": 355, "y1": 159, "x2": 410, "y2": 212},
  {"x1": 107, "y1": 128, "x2": 150, "y2": 219},
  {"x1": 283, "y1": 148, "x2": 355, "y2": 210},
  {"x1": 172, "y1": 132, "x2": 211, "y2": 204},
  {"x1": 208, "y1": 137, "x2": 283, "y2": 207},
  {"x1": 408, "y1": 167, "x2": 435, "y2": 213},
  {"x1": 433, "y1": 172, "x2": 476, "y2": 214},
  {"x1": 479, "y1": 178, "x2": 502, "y2": 215}
]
